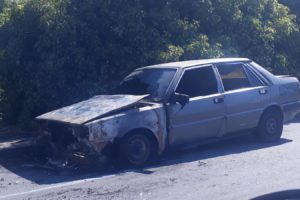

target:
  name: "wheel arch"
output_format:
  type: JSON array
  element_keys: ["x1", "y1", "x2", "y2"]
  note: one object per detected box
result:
[
  {"x1": 117, "y1": 128, "x2": 159, "y2": 155},
  {"x1": 260, "y1": 104, "x2": 284, "y2": 122},
  {"x1": 255, "y1": 104, "x2": 284, "y2": 142}
]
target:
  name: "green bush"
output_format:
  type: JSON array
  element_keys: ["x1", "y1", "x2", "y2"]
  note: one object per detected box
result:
[
  {"x1": 0, "y1": 87, "x2": 3, "y2": 121},
  {"x1": 0, "y1": 0, "x2": 299, "y2": 125}
]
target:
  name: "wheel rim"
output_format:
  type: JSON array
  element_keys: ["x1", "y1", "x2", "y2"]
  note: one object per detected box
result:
[
  {"x1": 266, "y1": 118, "x2": 278, "y2": 135},
  {"x1": 126, "y1": 135, "x2": 149, "y2": 164}
]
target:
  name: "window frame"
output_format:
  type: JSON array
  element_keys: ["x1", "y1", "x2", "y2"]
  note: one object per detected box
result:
[
  {"x1": 215, "y1": 62, "x2": 265, "y2": 93},
  {"x1": 243, "y1": 64, "x2": 266, "y2": 87},
  {"x1": 174, "y1": 65, "x2": 221, "y2": 98},
  {"x1": 121, "y1": 67, "x2": 179, "y2": 102},
  {"x1": 245, "y1": 62, "x2": 272, "y2": 86}
]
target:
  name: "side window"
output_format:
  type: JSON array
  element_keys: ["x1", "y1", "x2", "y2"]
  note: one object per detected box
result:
[
  {"x1": 244, "y1": 66, "x2": 264, "y2": 87},
  {"x1": 217, "y1": 64, "x2": 251, "y2": 91},
  {"x1": 176, "y1": 66, "x2": 218, "y2": 98}
]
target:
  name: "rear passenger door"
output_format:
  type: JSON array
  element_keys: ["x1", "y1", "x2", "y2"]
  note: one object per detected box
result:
[
  {"x1": 216, "y1": 63, "x2": 270, "y2": 134},
  {"x1": 168, "y1": 65, "x2": 226, "y2": 146}
]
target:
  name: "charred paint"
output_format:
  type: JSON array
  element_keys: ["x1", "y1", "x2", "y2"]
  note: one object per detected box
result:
[
  {"x1": 85, "y1": 103, "x2": 168, "y2": 154},
  {"x1": 36, "y1": 95, "x2": 148, "y2": 125}
]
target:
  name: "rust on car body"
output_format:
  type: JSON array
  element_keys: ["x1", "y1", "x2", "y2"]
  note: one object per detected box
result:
[
  {"x1": 37, "y1": 95, "x2": 148, "y2": 125},
  {"x1": 36, "y1": 94, "x2": 168, "y2": 156},
  {"x1": 85, "y1": 103, "x2": 168, "y2": 154}
]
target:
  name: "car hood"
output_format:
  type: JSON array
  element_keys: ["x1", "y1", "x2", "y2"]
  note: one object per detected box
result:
[{"x1": 36, "y1": 94, "x2": 148, "y2": 125}]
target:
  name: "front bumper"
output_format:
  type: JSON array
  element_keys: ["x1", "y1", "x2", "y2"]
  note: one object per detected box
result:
[{"x1": 37, "y1": 120, "x2": 109, "y2": 155}]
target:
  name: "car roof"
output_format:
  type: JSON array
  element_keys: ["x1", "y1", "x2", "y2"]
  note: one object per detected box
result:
[{"x1": 138, "y1": 58, "x2": 251, "y2": 70}]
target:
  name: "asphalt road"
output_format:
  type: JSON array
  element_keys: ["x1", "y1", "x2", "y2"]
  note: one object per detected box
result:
[{"x1": 1, "y1": 120, "x2": 300, "y2": 200}]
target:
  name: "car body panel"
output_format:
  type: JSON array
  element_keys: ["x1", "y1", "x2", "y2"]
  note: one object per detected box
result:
[
  {"x1": 222, "y1": 86, "x2": 270, "y2": 133},
  {"x1": 168, "y1": 94, "x2": 226, "y2": 146},
  {"x1": 139, "y1": 58, "x2": 250, "y2": 70},
  {"x1": 36, "y1": 95, "x2": 148, "y2": 125},
  {"x1": 84, "y1": 103, "x2": 168, "y2": 154}
]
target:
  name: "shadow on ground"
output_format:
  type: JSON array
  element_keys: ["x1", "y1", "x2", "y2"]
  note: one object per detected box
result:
[
  {"x1": 0, "y1": 124, "x2": 295, "y2": 185},
  {"x1": 251, "y1": 189, "x2": 300, "y2": 200}
]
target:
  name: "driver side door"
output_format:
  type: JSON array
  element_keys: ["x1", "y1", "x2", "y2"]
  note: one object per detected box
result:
[{"x1": 168, "y1": 65, "x2": 226, "y2": 146}]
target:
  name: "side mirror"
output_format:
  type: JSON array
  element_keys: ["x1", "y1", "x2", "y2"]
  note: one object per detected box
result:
[{"x1": 169, "y1": 93, "x2": 190, "y2": 108}]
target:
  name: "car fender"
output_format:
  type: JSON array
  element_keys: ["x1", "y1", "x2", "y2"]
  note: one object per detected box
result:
[{"x1": 85, "y1": 103, "x2": 168, "y2": 154}]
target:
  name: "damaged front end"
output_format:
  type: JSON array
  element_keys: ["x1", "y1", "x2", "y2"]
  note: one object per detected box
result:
[
  {"x1": 35, "y1": 94, "x2": 165, "y2": 162},
  {"x1": 38, "y1": 121, "x2": 101, "y2": 156},
  {"x1": 35, "y1": 120, "x2": 111, "y2": 170}
]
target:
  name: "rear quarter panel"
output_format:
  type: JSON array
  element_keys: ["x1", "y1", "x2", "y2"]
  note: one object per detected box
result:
[{"x1": 270, "y1": 77, "x2": 300, "y2": 122}]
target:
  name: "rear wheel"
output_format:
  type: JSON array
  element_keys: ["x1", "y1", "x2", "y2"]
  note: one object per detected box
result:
[
  {"x1": 256, "y1": 110, "x2": 283, "y2": 142},
  {"x1": 119, "y1": 133, "x2": 152, "y2": 166}
]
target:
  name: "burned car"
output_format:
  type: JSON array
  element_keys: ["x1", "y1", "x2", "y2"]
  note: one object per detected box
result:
[{"x1": 36, "y1": 58, "x2": 300, "y2": 166}]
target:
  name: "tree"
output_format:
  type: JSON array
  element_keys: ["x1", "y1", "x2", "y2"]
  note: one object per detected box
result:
[{"x1": 0, "y1": 0, "x2": 299, "y2": 125}]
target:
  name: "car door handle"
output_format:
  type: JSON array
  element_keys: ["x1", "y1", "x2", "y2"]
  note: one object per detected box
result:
[
  {"x1": 214, "y1": 97, "x2": 224, "y2": 104},
  {"x1": 259, "y1": 88, "x2": 268, "y2": 95}
]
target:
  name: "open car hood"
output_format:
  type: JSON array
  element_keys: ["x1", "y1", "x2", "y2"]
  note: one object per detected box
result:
[{"x1": 36, "y1": 94, "x2": 148, "y2": 125}]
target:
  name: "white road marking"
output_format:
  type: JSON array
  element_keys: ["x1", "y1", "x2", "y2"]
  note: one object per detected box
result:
[{"x1": 0, "y1": 174, "x2": 116, "y2": 199}]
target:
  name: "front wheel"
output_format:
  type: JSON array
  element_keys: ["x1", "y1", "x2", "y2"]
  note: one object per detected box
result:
[
  {"x1": 118, "y1": 134, "x2": 152, "y2": 166},
  {"x1": 256, "y1": 111, "x2": 283, "y2": 142}
]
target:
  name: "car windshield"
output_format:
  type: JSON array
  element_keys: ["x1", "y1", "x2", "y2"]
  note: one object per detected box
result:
[{"x1": 115, "y1": 68, "x2": 177, "y2": 101}]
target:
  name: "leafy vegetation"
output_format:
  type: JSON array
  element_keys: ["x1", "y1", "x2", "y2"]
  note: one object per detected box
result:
[
  {"x1": 0, "y1": 87, "x2": 3, "y2": 121},
  {"x1": 0, "y1": 0, "x2": 299, "y2": 125}
]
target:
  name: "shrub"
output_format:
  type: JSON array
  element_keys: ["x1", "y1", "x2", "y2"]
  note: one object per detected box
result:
[{"x1": 0, "y1": 0, "x2": 299, "y2": 125}]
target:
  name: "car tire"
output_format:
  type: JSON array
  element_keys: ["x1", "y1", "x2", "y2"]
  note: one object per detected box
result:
[
  {"x1": 118, "y1": 133, "x2": 152, "y2": 166},
  {"x1": 256, "y1": 110, "x2": 283, "y2": 142}
]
